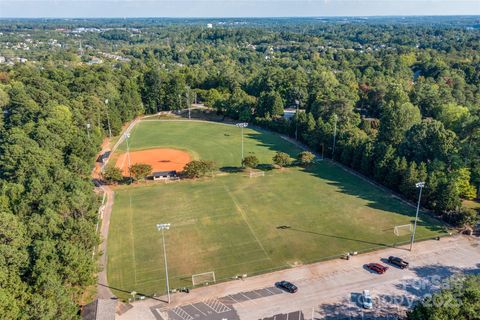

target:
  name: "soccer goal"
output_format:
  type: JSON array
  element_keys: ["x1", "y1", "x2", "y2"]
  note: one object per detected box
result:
[
  {"x1": 192, "y1": 271, "x2": 216, "y2": 286},
  {"x1": 394, "y1": 224, "x2": 413, "y2": 236},
  {"x1": 249, "y1": 171, "x2": 265, "y2": 178}
]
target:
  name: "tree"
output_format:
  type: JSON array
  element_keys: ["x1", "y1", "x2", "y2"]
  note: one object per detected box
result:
[
  {"x1": 129, "y1": 163, "x2": 152, "y2": 181},
  {"x1": 256, "y1": 91, "x2": 284, "y2": 118},
  {"x1": 378, "y1": 102, "x2": 421, "y2": 145},
  {"x1": 453, "y1": 168, "x2": 477, "y2": 200},
  {"x1": 183, "y1": 160, "x2": 217, "y2": 178},
  {"x1": 242, "y1": 155, "x2": 259, "y2": 169},
  {"x1": 102, "y1": 166, "x2": 123, "y2": 184},
  {"x1": 400, "y1": 119, "x2": 458, "y2": 164},
  {"x1": 272, "y1": 152, "x2": 291, "y2": 168},
  {"x1": 408, "y1": 275, "x2": 480, "y2": 320},
  {"x1": 297, "y1": 151, "x2": 315, "y2": 167}
]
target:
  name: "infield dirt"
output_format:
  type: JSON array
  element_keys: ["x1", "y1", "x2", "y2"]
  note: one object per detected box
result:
[{"x1": 115, "y1": 148, "x2": 191, "y2": 175}]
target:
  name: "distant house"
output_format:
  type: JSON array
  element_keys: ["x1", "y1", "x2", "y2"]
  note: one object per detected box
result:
[
  {"x1": 82, "y1": 299, "x2": 116, "y2": 320},
  {"x1": 151, "y1": 171, "x2": 178, "y2": 181},
  {"x1": 207, "y1": 23, "x2": 213, "y2": 29},
  {"x1": 283, "y1": 108, "x2": 304, "y2": 120}
]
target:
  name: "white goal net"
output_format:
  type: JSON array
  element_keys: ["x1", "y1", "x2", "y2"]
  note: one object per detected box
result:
[
  {"x1": 249, "y1": 171, "x2": 265, "y2": 178},
  {"x1": 192, "y1": 271, "x2": 216, "y2": 286},
  {"x1": 394, "y1": 224, "x2": 413, "y2": 236}
]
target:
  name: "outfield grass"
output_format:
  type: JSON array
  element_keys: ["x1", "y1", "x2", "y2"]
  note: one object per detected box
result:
[
  {"x1": 107, "y1": 120, "x2": 447, "y2": 299},
  {"x1": 117, "y1": 120, "x2": 300, "y2": 167}
]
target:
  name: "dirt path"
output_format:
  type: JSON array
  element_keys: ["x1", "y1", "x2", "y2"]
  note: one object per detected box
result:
[{"x1": 94, "y1": 116, "x2": 148, "y2": 299}]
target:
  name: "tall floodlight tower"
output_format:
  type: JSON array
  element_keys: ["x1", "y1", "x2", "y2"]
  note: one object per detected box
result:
[
  {"x1": 294, "y1": 99, "x2": 300, "y2": 141},
  {"x1": 236, "y1": 122, "x2": 248, "y2": 163},
  {"x1": 156, "y1": 223, "x2": 171, "y2": 303},
  {"x1": 332, "y1": 114, "x2": 338, "y2": 159},
  {"x1": 125, "y1": 132, "x2": 132, "y2": 181},
  {"x1": 410, "y1": 182, "x2": 425, "y2": 251}
]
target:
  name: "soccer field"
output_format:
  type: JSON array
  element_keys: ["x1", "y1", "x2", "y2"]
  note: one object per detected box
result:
[{"x1": 107, "y1": 120, "x2": 447, "y2": 299}]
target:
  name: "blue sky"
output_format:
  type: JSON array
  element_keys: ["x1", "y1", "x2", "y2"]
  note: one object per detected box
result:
[{"x1": 1, "y1": 0, "x2": 479, "y2": 18}]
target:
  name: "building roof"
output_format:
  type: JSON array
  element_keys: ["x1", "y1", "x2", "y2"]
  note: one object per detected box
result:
[{"x1": 82, "y1": 299, "x2": 116, "y2": 320}]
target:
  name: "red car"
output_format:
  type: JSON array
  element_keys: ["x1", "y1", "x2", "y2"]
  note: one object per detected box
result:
[{"x1": 367, "y1": 263, "x2": 389, "y2": 274}]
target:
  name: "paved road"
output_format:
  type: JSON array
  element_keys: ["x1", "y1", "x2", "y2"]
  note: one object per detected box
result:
[{"x1": 117, "y1": 235, "x2": 480, "y2": 320}]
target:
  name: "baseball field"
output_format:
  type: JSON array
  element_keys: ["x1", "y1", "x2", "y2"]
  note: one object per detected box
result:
[{"x1": 106, "y1": 120, "x2": 447, "y2": 299}]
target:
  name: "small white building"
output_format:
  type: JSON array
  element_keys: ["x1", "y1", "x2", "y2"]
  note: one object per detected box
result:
[
  {"x1": 152, "y1": 171, "x2": 177, "y2": 181},
  {"x1": 207, "y1": 23, "x2": 213, "y2": 29}
]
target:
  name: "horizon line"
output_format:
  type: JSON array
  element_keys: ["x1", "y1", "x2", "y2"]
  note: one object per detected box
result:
[{"x1": 1, "y1": 14, "x2": 480, "y2": 19}]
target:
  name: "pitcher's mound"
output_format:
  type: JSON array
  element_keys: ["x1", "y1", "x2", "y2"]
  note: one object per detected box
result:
[{"x1": 115, "y1": 148, "x2": 191, "y2": 176}]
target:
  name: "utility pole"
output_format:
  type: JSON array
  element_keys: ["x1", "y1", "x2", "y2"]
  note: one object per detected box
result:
[
  {"x1": 125, "y1": 132, "x2": 132, "y2": 181},
  {"x1": 185, "y1": 88, "x2": 191, "y2": 119},
  {"x1": 410, "y1": 182, "x2": 425, "y2": 252},
  {"x1": 236, "y1": 123, "x2": 248, "y2": 164},
  {"x1": 332, "y1": 114, "x2": 337, "y2": 159},
  {"x1": 295, "y1": 99, "x2": 300, "y2": 140},
  {"x1": 105, "y1": 99, "x2": 112, "y2": 139},
  {"x1": 156, "y1": 223, "x2": 171, "y2": 304}
]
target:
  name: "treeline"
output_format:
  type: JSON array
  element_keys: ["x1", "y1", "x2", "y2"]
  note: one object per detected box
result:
[
  {"x1": 136, "y1": 27, "x2": 479, "y2": 228},
  {"x1": 0, "y1": 18, "x2": 479, "y2": 318},
  {"x1": 0, "y1": 64, "x2": 143, "y2": 318}
]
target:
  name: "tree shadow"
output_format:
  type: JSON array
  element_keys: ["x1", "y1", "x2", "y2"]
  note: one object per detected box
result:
[
  {"x1": 317, "y1": 299, "x2": 402, "y2": 319},
  {"x1": 285, "y1": 227, "x2": 394, "y2": 248},
  {"x1": 392, "y1": 264, "x2": 480, "y2": 299},
  {"x1": 245, "y1": 130, "x2": 447, "y2": 235},
  {"x1": 302, "y1": 163, "x2": 447, "y2": 234},
  {"x1": 98, "y1": 283, "x2": 166, "y2": 302}
]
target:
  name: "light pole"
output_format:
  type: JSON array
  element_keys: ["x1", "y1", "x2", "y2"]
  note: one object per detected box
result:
[
  {"x1": 410, "y1": 181, "x2": 425, "y2": 252},
  {"x1": 125, "y1": 132, "x2": 132, "y2": 181},
  {"x1": 156, "y1": 223, "x2": 171, "y2": 304},
  {"x1": 294, "y1": 99, "x2": 300, "y2": 141},
  {"x1": 105, "y1": 99, "x2": 112, "y2": 139},
  {"x1": 332, "y1": 114, "x2": 337, "y2": 159},
  {"x1": 186, "y1": 89, "x2": 191, "y2": 119},
  {"x1": 236, "y1": 122, "x2": 248, "y2": 164}
]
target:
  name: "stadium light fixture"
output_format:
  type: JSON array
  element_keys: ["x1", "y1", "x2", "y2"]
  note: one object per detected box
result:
[
  {"x1": 236, "y1": 123, "x2": 248, "y2": 162},
  {"x1": 156, "y1": 223, "x2": 171, "y2": 303},
  {"x1": 410, "y1": 182, "x2": 425, "y2": 252}
]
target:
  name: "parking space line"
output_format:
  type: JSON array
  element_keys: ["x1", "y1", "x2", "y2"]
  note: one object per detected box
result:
[
  {"x1": 171, "y1": 306, "x2": 193, "y2": 320},
  {"x1": 228, "y1": 295, "x2": 241, "y2": 304},
  {"x1": 190, "y1": 304, "x2": 206, "y2": 316},
  {"x1": 265, "y1": 287, "x2": 275, "y2": 294}
]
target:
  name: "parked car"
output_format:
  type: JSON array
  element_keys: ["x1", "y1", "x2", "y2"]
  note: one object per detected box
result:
[
  {"x1": 275, "y1": 280, "x2": 298, "y2": 293},
  {"x1": 361, "y1": 290, "x2": 373, "y2": 309},
  {"x1": 388, "y1": 256, "x2": 409, "y2": 269},
  {"x1": 366, "y1": 263, "x2": 388, "y2": 274}
]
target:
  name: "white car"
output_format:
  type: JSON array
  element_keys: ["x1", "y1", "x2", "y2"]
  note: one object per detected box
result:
[{"x1": 361, "y1": 290, "x2": 373, "y2": 309}]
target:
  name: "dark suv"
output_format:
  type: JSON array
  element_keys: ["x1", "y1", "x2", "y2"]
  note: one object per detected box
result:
[
  {"x1": 275, "y1": 281, "x2": 298, "y2": 293},
  {"x1": 388, "y1": 256, "x2": 409, "y2": 269}
]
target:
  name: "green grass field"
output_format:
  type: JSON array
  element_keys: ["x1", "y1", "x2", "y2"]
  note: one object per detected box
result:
[{"x1": 107, "y1": 120, "x2": 447, "y2": 299}]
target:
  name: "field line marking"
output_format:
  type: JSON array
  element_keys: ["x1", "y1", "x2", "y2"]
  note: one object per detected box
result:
[
  {"x1": 222, "y1": 184, "x2": 271, "y2": 261},
  {"x1": 128, "y1": 190, "x2": 138, "y2": 286}
]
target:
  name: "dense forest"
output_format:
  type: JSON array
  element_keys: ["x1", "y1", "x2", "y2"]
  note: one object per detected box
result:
[{"x1": 0, "y1": 17, "x2": 479, "y2": 318}]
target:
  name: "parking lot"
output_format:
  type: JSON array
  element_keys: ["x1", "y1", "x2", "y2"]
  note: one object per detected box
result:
[
  {"x1": 119, "y1": 236, "x2": 480, "y2": 320},
  {"x1": 151, "y1": 286, "x2": 285, "y2": 320},
  {"x1": 261, "y1": 311, "x2": 305, "y2": 320}
]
